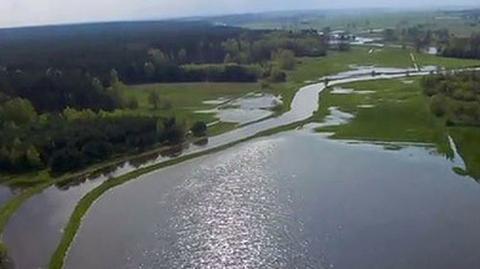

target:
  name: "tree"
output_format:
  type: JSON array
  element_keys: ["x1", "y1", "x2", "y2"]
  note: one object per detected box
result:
[
  {"x1": 269, "y1": 69, "x2": 287, "y2": 82},
  {"x1": 430, "y1": 95, "x2": 447, "y2": 117},
  {"x1": 224, "y1": 53, "x2": 234, "y2": 64},
  {"x1": 177, "y1": 48, "x2": 188, "y2": 64},
  {"x1": 149, "y1": 49, "x2": 170, "y2": 66},
  {"x1": 126, "y1": 96, "x2": 139, "y2": 109},
  {"x1": 0, "y1": 98, "x2": 37, "y2": 126},
  {"x1": 25, "y1": 146, "x2": 43, "y2": 169},
  {"x1": 191, "y1": 121, "x2": 207, "y2": 137},
  {"x1": 49, "y1": 148, "x2": 85, "y2": 173},
  {"x1": 144, "y1": 62, "x2": 156, "y2": 79},
  {"x1": 222, "y1": 39, "x2": 240, "y2": 62},
  {"x1": 62, "y1": 107, "x2": 96, "y2": 121},
  {"x1": 273, "y1": 49, "x2": 296, "y2": 70},
  {"x1": 384, "y1": 28, "x2": 397, "y2": 41},
  {"x1": 148, "y1": 91, "x2": 161, "y2": 109},
  {"x1": 414, "y1": 37, "x2": 423, "y2": 52},
  {"x1": 110, "y1": 69, "x2": 120, "y2": 85}
]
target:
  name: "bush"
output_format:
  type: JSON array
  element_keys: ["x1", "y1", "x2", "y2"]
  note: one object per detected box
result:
[
  {"x1": 191, "y1": 121, "x2": 208, "y2": 137},
  {"x1": 49, "y1": 148, "x2": 85, "y2": 173},
  {"x1": 127, "y1": 97, "x2": 139, "y2": 109},
  {"x1": 422, "y1": 71, "x2": 480, "y2": 126},
  {"x1": 148, "y1": 91, "x2": 161, "y2": 109},
  {"x1": 430, "y1": 94, "x2": 447, "y2": 117},
  {"x1": 269, "y1": 69, "x2": 287, "y2": 82},
  {"x1": 273, "y1": 49, "x2": 296, "y2": 70},
  {"x1": 261, "y1": 81, "x2": 271, "y2": 89},
  {"x1": 0, "y1": 98, "x2": 37, "y2": 126}
]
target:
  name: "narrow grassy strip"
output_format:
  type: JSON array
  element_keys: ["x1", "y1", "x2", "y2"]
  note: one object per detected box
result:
[{"x1": 48, "y1": 118, "x2": 311, "y2": 269}]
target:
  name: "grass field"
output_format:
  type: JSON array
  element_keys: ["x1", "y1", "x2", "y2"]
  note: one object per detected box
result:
[
  {"x1": 314, "y1": 78, "x2": 449, "y2": 146},
  {"x1": 291, "y1": 47, "x2": 413, "y2": 83},
  {"x1": 123, "y1": 82, "x2": 265, "y2": 135},
  {"x1": 313, "y1": 77, "x2": 480, "y2": 181}
]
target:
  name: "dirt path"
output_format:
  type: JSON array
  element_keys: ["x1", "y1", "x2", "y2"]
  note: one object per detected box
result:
[{"x1": 410, "y1": 52, "x2": 420, "y2": 71}]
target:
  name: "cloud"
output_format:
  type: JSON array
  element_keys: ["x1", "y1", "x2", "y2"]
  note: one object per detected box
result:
[{"x1": 0, "y1": 0, "x2": 478, "y2": 28}]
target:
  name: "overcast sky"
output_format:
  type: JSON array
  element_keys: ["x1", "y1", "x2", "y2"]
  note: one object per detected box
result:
[{"x1": 1, "y1": 0, "x2": 479, "y2": 28}]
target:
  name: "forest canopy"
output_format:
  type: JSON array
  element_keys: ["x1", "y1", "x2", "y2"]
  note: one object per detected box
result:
[{"x1": 0, "y1": 21, "x2": 327, "y2": 174}]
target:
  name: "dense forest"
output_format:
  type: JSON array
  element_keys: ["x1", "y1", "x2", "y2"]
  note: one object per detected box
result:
[
  {"x1": 422, "y1": 71, "x2": 480, "y2": 126},
  {"x1": 0, "y1": 21, "x2": 326, "y2": 111},
  {"x1": 441, "y1": 33, "x2": 480, "y2": 59},
  {"x1": 0, "y1": 106, "x2": 186, "y2": 173},
  {"x1": 0, "y1": 21, "x2": 327, "y2": 174},
  {"x1": 0, "y1": 21, "x2": 326, "y2": 84}
]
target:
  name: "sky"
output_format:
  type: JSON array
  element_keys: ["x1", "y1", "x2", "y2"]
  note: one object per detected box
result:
[{"x1": 1, "y1": 0, "x2": 479, "y2": 28}]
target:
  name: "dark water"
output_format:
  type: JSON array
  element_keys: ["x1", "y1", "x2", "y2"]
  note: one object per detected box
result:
[{"x1": 65, "y1": 129, "x2": 480, "y2": 269}]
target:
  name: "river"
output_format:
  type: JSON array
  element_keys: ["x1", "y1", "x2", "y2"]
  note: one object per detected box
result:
[
  {"x1": 3, "y1": 68, "x2": 478, "y2": 268},
  {"x1": 65, "y1": 129, "x2": 480, "y2": 269}
]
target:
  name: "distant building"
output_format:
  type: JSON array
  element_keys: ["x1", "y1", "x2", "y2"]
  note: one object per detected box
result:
[{"x1": 327, "y1": 30, "x2": 354, "y2": 50}]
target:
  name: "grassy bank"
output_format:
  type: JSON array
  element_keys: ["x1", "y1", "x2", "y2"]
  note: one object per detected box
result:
[{"x1": 450, "y1": 127, "x2": 480, "y2": 181}]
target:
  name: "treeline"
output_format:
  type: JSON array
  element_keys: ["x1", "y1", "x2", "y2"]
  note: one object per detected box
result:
[
  {"x1": 0, "y1": 21, "x2": 249, "y2": 77},
  {"x1": 422, "y1": 71, "x2": 480, "y2": 126},
  {"x1": 120, "y1": 31, "x2": 326, "y2": 84},
  {"x1": 0, "y1": 21, "x2": 326, "y2": 107},
  {"x1": 0, "y1": 68, "x2": 129, "y2": 113},
  {"x1": 0, "y1": 21, "x2": 325, "y2": 84},
  {"x1": 383, "y1": 25, "x2": 450, "y2": 51},
  {"x1": 441, "y1": 34, "x2": 480, "y2": 59},
  {"x1": 0, "y1": 21, "x2": 328, "y2": 174},
  {"x1": 124, "y1": 61, "x2": 260, "y2": 84},
  {"x1": 0, "y1": 104, "x2": 186, "y2": 173}
]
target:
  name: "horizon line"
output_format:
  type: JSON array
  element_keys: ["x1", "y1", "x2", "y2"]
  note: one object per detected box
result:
[{"x1": 1, "y1": 5, "x2": 479, "y2": 31}]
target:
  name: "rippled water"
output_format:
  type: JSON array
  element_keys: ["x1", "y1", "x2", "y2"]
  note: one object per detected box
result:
[
  {"x1": 67, "y1": 137, "x2": 321, "y2": 269},
  {"x1": 65, "y1": 129, "x2": 480, "y2": 269}
]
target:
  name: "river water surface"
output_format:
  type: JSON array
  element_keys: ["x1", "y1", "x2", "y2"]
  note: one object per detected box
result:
[{"x1": 65, "y1": 129, "x2": 480, "y2": 269}]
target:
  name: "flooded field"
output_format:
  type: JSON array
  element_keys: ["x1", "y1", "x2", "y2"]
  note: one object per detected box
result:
[{"x1": 197, "y1": 93, "x2": 282, "y2": 125}]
